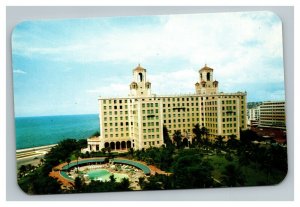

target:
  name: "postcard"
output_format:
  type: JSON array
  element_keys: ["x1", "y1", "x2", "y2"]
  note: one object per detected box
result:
[{"x1": 12, "y1": 11, "x2": 287, "y2": 194}]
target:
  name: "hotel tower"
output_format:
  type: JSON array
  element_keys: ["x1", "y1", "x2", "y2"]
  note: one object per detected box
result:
[{"x1": 87, "y1": 64, "x2": 247, "y2": 151}]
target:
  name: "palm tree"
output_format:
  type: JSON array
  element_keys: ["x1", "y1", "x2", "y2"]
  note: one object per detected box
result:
[
  {"x1": 129, "y1": 148, "x2": 134, "y2": 157},
  {"x1": 101, "y1": 147, "x2": 106, "y2": 155},
  {"x1": 201, "y1": 127, "x2": 210, "y2": 149},
  {"x1": 192, "y1": 123, "x2": 202, "y2": 146},
  {"x1": 173, "y1": 130, "x2": 182, "y2": 149},
  {"x1": 66, "y1": 158, "x2": 71, "y2": 172},
  {"x1": 107, "y1": 147, "x2": 112, "y2": 158},
  {"x1": 163, "y1": 125, "x2": 173, "y2": 147},
  {"x1": 74, "y1": 176, "x2": 84, "y2": 193},
  {"x1": 74, "y1": 151, "x2": 80, "y2": 173},
  {"x1": 214, "y1": 135, "x2": 225, "y2": 153},
  {"x1": 201, "y1": 127, "x2": 209, "y2": 139}
]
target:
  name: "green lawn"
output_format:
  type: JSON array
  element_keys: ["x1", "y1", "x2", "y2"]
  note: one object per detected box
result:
[{"x1": 207, "y1": 153, "x2": 286, "y2": 186}]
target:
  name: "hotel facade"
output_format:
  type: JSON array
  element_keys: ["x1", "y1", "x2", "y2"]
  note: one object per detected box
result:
[{"x1": 87, "y1": 65, "x2": 247, "y2": 151}]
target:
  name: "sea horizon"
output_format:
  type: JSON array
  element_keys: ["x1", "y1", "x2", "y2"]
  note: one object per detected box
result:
[
  {"x1": 15, "y1": 114, "x2": 100, "y2": 150},
  {"x1": 15, "y1": 113, "x2": 99, "y2": 119}
]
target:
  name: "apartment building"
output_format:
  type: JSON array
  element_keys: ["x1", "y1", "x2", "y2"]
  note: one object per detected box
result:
[{"x1": 258, "y1": 101, "x2": 286, "y2": 129}]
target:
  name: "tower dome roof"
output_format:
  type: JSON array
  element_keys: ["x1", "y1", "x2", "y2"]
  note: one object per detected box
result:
[
  {"x1": 133, "y1": 64, "x2": 146, "y2": 72},
  {"x1": 199, "y1": 64, "x2": 213, "y2": 72}
]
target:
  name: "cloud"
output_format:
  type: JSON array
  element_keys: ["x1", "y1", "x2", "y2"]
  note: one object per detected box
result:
[
  {"x1": 12, "y1": 11, "x2": 285, "y2": 103},
  {"x1": 13, "y1": 69, "x2": 27, "y2": 74},
  {"x1": 86, "y1": 83, "x2": 130, "y2": 97},
  {"x1": 12, "y1": 11, "x2": 282, "y2": 64}
]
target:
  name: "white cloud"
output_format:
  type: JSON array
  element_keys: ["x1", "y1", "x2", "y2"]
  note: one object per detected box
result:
[
  {"x1": 13, "y1": 12, "x2": 283, "y2": 65},
  {"x1": 13, "y1": 11, "x2": 285, "y2": 101},
  {"x1": 86, "y1": 83, "x2": 129, "y2": 97}
]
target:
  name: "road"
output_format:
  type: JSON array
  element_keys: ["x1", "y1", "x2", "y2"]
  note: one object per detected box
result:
[{"x1": 16, "y1": 144, "x2": 57, "y2": 169}]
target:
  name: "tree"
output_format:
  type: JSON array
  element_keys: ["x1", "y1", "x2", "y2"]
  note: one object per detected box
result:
[
  {"x1": 201, "y1": 127, "x2": 210, "y2": 148},
  {"x1": 109, "y1": 174, "x2": 116, "y2": 184},
  {"x1": 192, "y1": 123, "x2": 202, "y2": 146},
  {"x1": 129, "y1": 148, "x2": 134, "y2": 157},
  {"x1": 221, "y1": 164, "x2": 245, "y2": 187},
  {"x1": 91, "y1": 131, "x2": 100, "y2": 137},
  {"x1": 214, "y1": 135, "x2": 225, "y2": 152},
  {"x1": 39, "y1": 158, "x2": 45, "y2": 167},
  {"x1": 18, "y1": 165, "x2": 27, "y2": 178},
  {"x1": 238, "y1": 151, "x2": 250, "y2": 166},
  {"x1": 77, "y1": 139, "x2": 88, "y2": 149},
  {"x1": 116, "y1": 178, "x2": 131, "y2": 191},
  {"x1": 163, "y1": 125, "x2": 173, "y2": 147},
  {"x1": 66, "y1": 158, "x2": 71, "y2": 172},
  {"x1": 43, "y1": 139, "x2": 82, "y2": 170},
  {"x1": 106, "y1": 147, "x2": 112, "y2": 158},
  {"x1": 101, "y1": 148, "x2": 106, "y2": 155},
  {"x1": 172, "y1": 153, "x2": 214, "y2": 188},
  {"x1": 173, "y1": 130, "x2": 182, "y2": 149},
  {"x1": 74, "y1": 176, "x2": 84, "y2": 193},
  {"x1": 240, "y1": 129, "x2": 261, "y2": 143},
  {"x1": 18, "y1": 168, "x2": 62, "y2": 194},
  {"x1": 201, "y1": 127, "x2": 209, "y2": 139},
  {"x1": 74, "y1": 150, "x2": 80, "y2": 173},
  {"x1": 227, "y1": 134, "x2": 239, "y2": 149}
]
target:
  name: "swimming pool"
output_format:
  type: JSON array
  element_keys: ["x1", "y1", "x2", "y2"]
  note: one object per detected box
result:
[{"x1": 86, "y1": 169, "x2": 128, "y2": 182}]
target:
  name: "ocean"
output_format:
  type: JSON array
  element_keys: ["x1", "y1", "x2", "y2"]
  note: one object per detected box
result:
[{"x1": 15, "y1": 114, "x2": 100, "y2": 150}]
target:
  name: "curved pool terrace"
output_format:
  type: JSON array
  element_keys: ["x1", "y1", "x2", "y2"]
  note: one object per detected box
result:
[{"x1": 60, "y1": 158, "x2": 151, "y2": 182}]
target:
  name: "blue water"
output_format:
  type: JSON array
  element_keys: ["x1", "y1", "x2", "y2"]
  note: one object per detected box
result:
[
  {"x1": 15, "y1": 114, "x2": 99, "y2": 149},
  {"x1": 87, "y1": 169, "x2": 128, "y2": 182}
]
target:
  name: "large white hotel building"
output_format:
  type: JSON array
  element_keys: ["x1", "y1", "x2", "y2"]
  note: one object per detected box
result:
[{"x1": 87, "y1": 64, "x2": 247, "y2": 151}]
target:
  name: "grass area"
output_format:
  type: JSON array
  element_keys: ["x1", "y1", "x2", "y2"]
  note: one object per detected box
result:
[{"x1": 207, "y1": 153, "x2": 286, "y2": 186}]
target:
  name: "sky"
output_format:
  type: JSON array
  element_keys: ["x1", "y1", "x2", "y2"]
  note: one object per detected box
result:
[{"x1": 12, "y1": 11, "x2": 285, "y2": 117}]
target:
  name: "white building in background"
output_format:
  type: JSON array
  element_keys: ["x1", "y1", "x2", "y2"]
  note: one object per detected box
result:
[
  {"x1": 247, "y1": 107, "x2": 260, "y2": 126},
  {"x1": 87, "y1": 64, "x2": 247, "y2": 152},
  {"x1": 258, "y1": 101, "x2": 286, "y2": 129}
]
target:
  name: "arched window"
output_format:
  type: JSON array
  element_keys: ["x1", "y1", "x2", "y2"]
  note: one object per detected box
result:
[
  {"x1": 139, "y1": 73, "x2": 143, "y2": 82},
  {"x1": 207, "y1": 72, "x2": 210, "y2": 81}
]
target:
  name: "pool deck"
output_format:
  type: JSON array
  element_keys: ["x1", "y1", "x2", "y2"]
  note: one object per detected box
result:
[{"x1": 49, "y1": 157, "x2": 170, "y2": 189}]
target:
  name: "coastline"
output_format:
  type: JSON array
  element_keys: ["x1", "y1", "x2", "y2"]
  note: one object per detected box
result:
[
  {"x1": 16, "y1": 144, "x2": 57, "y2": 169},
  {"x1": 16, "y1": 144, "x2": 57, "y2": 160},
  {"x1": 16, "y1": 144, "x2": 57, "y2": 153}
]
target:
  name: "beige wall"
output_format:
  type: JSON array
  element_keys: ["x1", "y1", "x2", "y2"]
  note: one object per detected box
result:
[
  {"x1": 88, "y1": 65, "x2": 247, "y2": 151},
  {"x1": 92, "y1": 92, "x2": 247, "y2": 151}
]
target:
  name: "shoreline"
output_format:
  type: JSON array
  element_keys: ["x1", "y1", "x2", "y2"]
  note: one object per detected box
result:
[
  {"x1": 16, "y1": 144, "x2": 58, "y2": 153},
  {"x1": 16, "y1": 144, "x2": 57, "y2": 160}
]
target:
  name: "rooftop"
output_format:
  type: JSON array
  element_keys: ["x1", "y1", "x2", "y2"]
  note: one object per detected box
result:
[
  {"x1": 199, "y1": 64, "x2": 214, "y2": 72},
  {"x1": 133, "y1": 64, "x2": 146, "y2": 72},
  {"x1": 98, "y1": 92, "x2": 246, "y2": 100}
]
